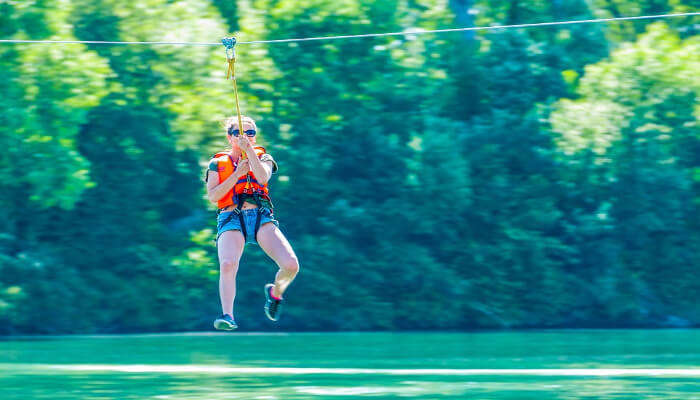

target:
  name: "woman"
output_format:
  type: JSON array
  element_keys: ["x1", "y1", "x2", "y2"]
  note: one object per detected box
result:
[{"x1": 205, "y1": 115, "x2": 299, "y2": 330}]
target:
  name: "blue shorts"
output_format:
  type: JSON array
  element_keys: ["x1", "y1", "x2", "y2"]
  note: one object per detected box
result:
[{"x1": 216, "y1": 208, "x2": 279, "y2": 245}]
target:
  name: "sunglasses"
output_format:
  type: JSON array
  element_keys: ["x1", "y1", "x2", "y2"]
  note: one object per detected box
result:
[{"x1": 228, "y1": 127, "x2": 257, "y2": 137}]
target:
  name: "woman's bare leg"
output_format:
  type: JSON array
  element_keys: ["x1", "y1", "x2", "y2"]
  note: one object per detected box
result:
[
  {"x1": 217, "y1": 230, "x2": 246, "y2": 315},
  {"x1": 256, "y1": 223, "x2": 299, "y2": 298}
]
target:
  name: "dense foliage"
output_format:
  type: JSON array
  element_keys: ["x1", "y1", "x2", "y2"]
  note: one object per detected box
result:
[{"x1": 0, "y1": 0, "x2": 698, "y2": 333}]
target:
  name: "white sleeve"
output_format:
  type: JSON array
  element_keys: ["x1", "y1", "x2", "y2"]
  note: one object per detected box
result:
[{"x1": 260, "y1": 153, "x2": 278, "y2": 174}]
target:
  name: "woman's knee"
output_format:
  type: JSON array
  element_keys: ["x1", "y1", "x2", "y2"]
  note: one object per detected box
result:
[
  {"x1": 220, "y1": 259, "x2": 239, "y2": 274},
  {"x1": 280, "y1": 256, "x2": 300, "y2": 275}
]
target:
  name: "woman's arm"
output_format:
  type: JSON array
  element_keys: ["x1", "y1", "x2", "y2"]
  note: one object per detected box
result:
[
  {"x1": 248, "y1": 158, "x2": 273, "y2": 185},
  {"x1": 239, "y1": 136, "x2": 273, "y2": 185},
  {"x1": 206, "y1": 161, "x2": 249, "y2": 203}
]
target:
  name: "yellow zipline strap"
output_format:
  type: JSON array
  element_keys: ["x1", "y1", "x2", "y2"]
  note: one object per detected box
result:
[{"x1": 223, "y1": 37, "x2": 247, "y2": 160}]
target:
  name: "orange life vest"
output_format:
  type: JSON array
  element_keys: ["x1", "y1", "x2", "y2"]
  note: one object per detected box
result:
[{"x1": 212, "y1": 146, "x2": 272, "y2": 209}]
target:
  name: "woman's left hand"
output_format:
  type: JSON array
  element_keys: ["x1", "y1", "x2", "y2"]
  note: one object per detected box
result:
[{"x1": 237, "y1": 135, "x2": 254, "y2": 153}]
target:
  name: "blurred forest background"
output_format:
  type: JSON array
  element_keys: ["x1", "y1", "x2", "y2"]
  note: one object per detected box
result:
[{"x1": 0, "y1": 0, "x2": 698, "y2": 334}]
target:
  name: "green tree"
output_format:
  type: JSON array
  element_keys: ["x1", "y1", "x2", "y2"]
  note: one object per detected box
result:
[{"x1": 550, "y1": 22, "x2": 699, "y2": 325}]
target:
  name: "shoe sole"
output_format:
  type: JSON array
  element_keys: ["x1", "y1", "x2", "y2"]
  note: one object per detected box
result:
[
  {"x1": 213, "y1": 320, "x2": 238, "y2": 331},
  {"x1": 264, "y1": 283, "x2": 280, "y2": 322}
]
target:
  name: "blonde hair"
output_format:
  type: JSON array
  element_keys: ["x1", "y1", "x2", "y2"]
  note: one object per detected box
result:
[{"x1": 223, "y1": 115, "x2": 257, "y2": 133}]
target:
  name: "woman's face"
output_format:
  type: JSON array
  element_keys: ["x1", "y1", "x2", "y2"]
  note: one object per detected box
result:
[{"x1": 227, "y1": 121, "x2": 257, "y2": 149}]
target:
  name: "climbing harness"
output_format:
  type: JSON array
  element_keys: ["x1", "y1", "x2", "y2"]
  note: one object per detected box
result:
[
  {"x1": 210, "y1": 146, "x2": 273, "y2": 210},
  {"x1": 212, "y1": 146, "x2": 274, "y2": 244}
]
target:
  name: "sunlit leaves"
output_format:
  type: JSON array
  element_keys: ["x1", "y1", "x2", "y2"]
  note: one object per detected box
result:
[
  {"x1": 551, "y1": 23, "x2": 699, "y2": 158},
  {"x1": 0, "y1": 4, "x2": 111, "y2": 210}
]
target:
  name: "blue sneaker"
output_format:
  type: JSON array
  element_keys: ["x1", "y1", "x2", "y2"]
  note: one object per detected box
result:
[
  {"x1": 264, "y1": 283, "x2": 283, "y2": 321},
  {"x1": 213, "y1": 314, "x2": 238, "y2": 331}
]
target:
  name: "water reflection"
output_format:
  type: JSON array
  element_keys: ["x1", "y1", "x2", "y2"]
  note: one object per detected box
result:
[{"x1": 0, "y1": 331, "x2": 698, "y2": 399}]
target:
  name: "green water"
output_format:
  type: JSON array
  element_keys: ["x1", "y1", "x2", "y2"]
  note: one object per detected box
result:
[{"x1": 1, "y1": 330, "x2": 698, "y2": 399}]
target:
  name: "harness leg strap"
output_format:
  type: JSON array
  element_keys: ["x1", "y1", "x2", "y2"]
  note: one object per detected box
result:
[
  {"x1": 252, "y1": 194, "x2": 265, "y2": 242},
  {"x1": 236, "y1": 198, "x2": 247, "y2": 242},
  {"x1": 253, "y1": 210, "x2": 262, "y2": 242},
  {"x1": 235, "y1": 212, "x2": 246, "y2": 241}
]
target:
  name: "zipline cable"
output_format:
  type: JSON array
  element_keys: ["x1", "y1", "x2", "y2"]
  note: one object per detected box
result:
[{"x1": 0, "y1": 12, "x2": 697, "y2": 46}]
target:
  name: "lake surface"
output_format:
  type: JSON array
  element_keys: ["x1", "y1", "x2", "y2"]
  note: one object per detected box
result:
[{"x1": 1, "y1": 330, "x2": 698, "y2": 399}]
